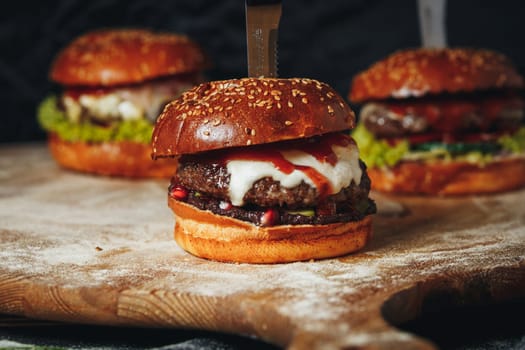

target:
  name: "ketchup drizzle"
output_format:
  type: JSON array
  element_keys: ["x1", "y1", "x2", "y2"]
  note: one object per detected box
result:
[{"x1": 208, "y1": 133, "x2": 352, "y2": 199}]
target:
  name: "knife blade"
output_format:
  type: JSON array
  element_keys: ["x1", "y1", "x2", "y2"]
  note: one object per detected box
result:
[
  {"x1": 245, "y1": 0, "x2": 282, "y2": 78},
  {"x1": 417, "y1": 0, "x2": 447, "y2": 48}
]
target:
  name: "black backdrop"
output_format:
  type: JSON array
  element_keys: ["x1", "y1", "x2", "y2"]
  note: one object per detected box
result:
[{"x1": 1, "y1": 0, "x2": 524, "y2": 143}]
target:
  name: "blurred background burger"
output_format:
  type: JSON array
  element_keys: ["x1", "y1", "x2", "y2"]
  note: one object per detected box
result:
[
  {"x1": 37, "y1": 28, "x2": 208, "y2": 177},
  {"x1": 349, "y1": 48, "x2": 525, "y2": 195}
]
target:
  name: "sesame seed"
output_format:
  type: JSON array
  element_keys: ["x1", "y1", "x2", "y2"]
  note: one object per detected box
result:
[
  {"x1": 285, "y1": 120, "x2": 293, "y2": 126},
  {"x1": 247, "y1": 140, "x2": 252, "y2": 145},
  {"x1": 203, "y1": 119, "x2": 209, "y2": 124},
  {"x1": 288, "y1": 101, "x2": 293, "y2": 108},
  {"x1": 301, "y1": 97, "x2": 308, "y2": 104},
  {"x1": 328, "y1": 105, "x2": 334, "y2": 113},
  {"x1": 251, "y1": 129, "x2": 256, "y2": 136},
  {"x1": 277, "y1": 102, "x2": 281, "y2": 109},
  {"x1": 213, "y1": 119, "x2": 221, "y2": 126},
  {"x1": 203, "y1": 131, "x2": 210, "y2": 136}
]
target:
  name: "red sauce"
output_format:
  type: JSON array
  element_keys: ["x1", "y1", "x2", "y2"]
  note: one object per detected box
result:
[
  {"x1": 63, "y1": 73, "x2": 200, "y2": 101},
  {"x1": 209, "y1": 133, "x2": 352, "y2": 198},
  {"x1": 64, "y1": 87, "x2": 113, "y2": 101},
  {"x1": 293, "y1": 132, "x2": 351, "y2": 166},
  {"x1": 386, "y1": 130, "x2": 511, "y2": 146},
  {"x1": 385, "y1": 94, "x2": 523, "y2": 133}
]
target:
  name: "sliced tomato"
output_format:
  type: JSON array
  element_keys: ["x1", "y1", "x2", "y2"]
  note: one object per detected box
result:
[
  {"x1": 384, "y1": 130, "x2": 514, "y2": 146},
  {"x1": 383, "y1": 93, "x2": 524, "y2": 133}
]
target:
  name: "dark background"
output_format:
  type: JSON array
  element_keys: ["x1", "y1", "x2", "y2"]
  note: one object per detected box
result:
[{"x1": 1, "y1": 0, "x2": 524, "y2": 144}]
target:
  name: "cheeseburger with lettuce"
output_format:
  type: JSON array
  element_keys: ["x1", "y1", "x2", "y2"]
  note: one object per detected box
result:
[
  {"x1": 38, "y1": 29, "x2": 207, "y2": 177},
  {"x1": 349, "y1": 48, "x2": 525, "y2": 195}
]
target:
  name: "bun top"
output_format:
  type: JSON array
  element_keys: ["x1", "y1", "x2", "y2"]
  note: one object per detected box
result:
[
  {"x1": 50, "y1": 29, "x2": 208, "y2": 86},
  {"x1": 152, "y1": 78, "x2": 355, "y2": 157},
  {"x1": 349, "y1": 48, "x2": 524, "y2": 103}
]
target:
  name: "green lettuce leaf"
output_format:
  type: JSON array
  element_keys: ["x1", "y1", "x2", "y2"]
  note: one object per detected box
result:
[
  {"x1": 37, "y1": 95, "x2": 153, "y2": 143},
  {"x1": 351, "y1": 123, "x2": 409, "y2": 168},
  {"x1": 352, "y1": 123, "x2": 523, "y2": 168},
  {"x1": 498, "y1": 127, "x2": 525, "y2": 153}
]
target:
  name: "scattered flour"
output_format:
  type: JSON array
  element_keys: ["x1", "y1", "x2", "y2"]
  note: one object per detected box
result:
[{"x1": 1, "y1": 145, "x2": 525, "y2": 340}]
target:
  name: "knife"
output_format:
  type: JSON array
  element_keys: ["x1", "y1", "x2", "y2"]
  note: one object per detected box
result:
[
  {"x1": 245, "y1": 0, "x2": 282, "y2": 78},
  {"x1": 417, "y1": 0, "x2": 447, "y2": 48}
]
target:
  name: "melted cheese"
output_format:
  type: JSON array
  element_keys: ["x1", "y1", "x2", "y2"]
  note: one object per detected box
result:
[
  {"x1": 63, "y1": 79, "x2": 194, "y2": 123},
  {"x1": 226, "y1": 142, "x2": 362, "y2": 206}
]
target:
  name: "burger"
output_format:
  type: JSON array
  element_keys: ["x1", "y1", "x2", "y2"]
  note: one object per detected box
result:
[
  {"x1": 152, "y1": 78, "x2": 376, "y2": 263},
  {"x1": 349, "y1": 48, "x2": 525, "y2": 195},
  {"x1": 37, "y1": 29, "x2": 208, "y2": 177}
]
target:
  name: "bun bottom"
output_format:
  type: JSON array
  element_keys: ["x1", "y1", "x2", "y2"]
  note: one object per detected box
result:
[
  {"x1": 368, "y1": 157, "x2": 525, "y2": 195},
  {"x1": 48, "y1": 134, "x2": 176, "y2": 178},
  {"x1": 169, "y1": 197, "x2": 372, "y2": 264}
]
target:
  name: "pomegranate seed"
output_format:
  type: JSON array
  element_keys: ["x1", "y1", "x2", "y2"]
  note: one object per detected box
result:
[
  {"x1": 170, "y1": 186, "x2": 188, "y2": 200},
  {"x1": 219, "y1": 201, "x2": 232, "y2": 210},
  {"x1": 261, "y1": 208, "x2": 279, "y2": 227}
]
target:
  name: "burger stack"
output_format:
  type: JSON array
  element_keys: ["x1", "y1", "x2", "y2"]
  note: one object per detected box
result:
[
  {"x1": 152, "y1": 78, "x2": 377, "y2": 263},
  {"x1": 349, "y1": 48, "x2": 525, "y2": 195},
  {"x1": 38, "y1": 29, "x2": 208, "y2": 177}
]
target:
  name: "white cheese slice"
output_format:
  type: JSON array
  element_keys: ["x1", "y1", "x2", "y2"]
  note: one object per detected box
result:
[{"x1": 226, "y1": 142, "x2": 362, "y2": 206}]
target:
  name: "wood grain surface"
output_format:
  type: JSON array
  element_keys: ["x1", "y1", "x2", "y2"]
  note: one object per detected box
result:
[{"x1": 1, "y1": 144, "x2": 524, "y2": 349}]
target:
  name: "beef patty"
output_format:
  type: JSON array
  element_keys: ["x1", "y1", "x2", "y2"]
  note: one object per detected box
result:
[{"x1": 175, "y1": 156, "x2": 372, "y2": 209}]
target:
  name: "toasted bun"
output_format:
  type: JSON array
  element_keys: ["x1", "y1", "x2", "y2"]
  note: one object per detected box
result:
[
  {"x1": 350, "y1": 48, "x2": 524, "y2": 103},
  {"x1": 48, "y1": 134, "x2": 176, "y2": 178},
  {"x1": 152, "y1": 78, "x2": 355, "y2": 157},
  {"x1": 368, "y1": 157, "x2": 525, "y2": 195},
  {"x1": 168, "y1": 197, "x2": 372, "y2": 263},
  {"x1": 50, "y1": 29, "x2": 208, "y2": 86}
]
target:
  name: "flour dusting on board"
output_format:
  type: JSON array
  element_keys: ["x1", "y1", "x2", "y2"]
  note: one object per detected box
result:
[{"x1": 1, "y1": 145, "x2": 525, "y2": 335}]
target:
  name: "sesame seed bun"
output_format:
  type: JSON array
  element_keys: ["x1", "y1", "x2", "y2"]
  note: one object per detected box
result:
[
  {"x1": 50, "y1": 29, "x2": 208, "y2": 86},
  {"x1": 169, "y1": 197, "x2": 372, "y2": 264},
  {"x1": 349, "y1": 48, "x2": 524, "y2": 103},
  {"x1": 48, "y1": 133, "x2": 177, "y2": 178},
  {"x1": 152, "y1": 77, "x2": 355, "y2": 158},
  {"x1": 367, "y1": 157, "x2": 525, "y2": 195}
]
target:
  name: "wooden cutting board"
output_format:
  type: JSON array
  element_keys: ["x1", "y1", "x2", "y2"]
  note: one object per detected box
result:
[{"x1": 1, "y1": 144, "x2": 524, "y2": 350}]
